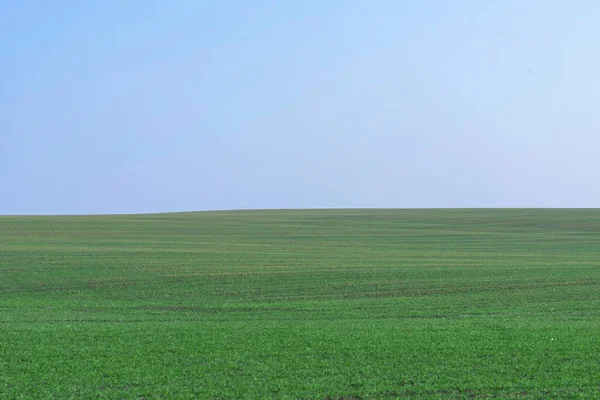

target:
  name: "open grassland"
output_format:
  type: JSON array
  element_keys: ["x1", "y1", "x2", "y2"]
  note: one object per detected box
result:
[{"x1": 1, "y1": 209, "x2": 599, "y2": 399}]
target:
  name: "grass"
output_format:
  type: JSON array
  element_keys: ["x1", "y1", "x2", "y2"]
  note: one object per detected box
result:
[{"x1": 1, "y1": 208, "x2": 599, "y2": 398}]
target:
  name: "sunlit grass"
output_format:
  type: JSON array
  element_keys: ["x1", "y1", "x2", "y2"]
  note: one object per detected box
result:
[{"x1": 1, "y1": 209, "x2": 599, "y2": 398}]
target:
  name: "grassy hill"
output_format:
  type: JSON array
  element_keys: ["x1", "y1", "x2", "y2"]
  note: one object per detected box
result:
[{"x1": 1, "y1": 209, "x2": 599, "y2": 398}]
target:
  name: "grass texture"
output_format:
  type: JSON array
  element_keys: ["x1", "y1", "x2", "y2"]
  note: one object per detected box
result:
[{"x1": 1, "y1": 209, "x2": 599, "y2": 398}]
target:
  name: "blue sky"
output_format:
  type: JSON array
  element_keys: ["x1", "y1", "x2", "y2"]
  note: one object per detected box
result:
[{"x1": 2, "y1": 1, "x2": 599, "y2": 214}]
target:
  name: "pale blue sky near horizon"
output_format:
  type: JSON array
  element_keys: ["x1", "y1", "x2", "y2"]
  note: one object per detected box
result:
[{"x1": 2, "y1": 1, "x2": 599, "y2": 214}]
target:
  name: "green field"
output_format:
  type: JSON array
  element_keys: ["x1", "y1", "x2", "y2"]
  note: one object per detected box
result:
[{"x1": 1, "y1": 209, "x2": 599, "y2": 399}]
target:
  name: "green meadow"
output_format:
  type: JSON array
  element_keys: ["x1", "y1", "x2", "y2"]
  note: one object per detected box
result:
[{"x1": 1, "y1": 209, "x2": 599, "y2": 399}]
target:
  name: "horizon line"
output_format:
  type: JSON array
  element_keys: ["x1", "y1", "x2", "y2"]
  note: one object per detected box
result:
[{"x1": 2, "y1": 206, "x2": 599, "y2": 217}]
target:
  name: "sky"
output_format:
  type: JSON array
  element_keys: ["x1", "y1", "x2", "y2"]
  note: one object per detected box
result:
[{"x1": 1, "y1": 0, "x2": 599, "y2": 214}]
